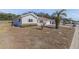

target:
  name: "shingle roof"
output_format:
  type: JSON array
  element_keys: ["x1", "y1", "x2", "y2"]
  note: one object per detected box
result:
[
  {"x1": 38, "y1": 17, "x2": 51, "y2": 21},
  {"x1": 21, "y1": 13, "x2": 38, "y2": 19},
  {"x1": 14, "y1": 13, "x2": 53, "y2": 21}
]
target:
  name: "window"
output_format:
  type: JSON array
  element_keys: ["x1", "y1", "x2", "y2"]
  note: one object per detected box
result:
[
  {"x1": 40, "y1": 20, "x2": 43, "y2": 23},
  {"x1": 50, "y1": 21, "x2": 52, "y2": 24},
  {"x1": 18, "y1": 19, "x2": 21, "y2": 22},
  {"x1": 28, "y1": 19, "x2": 33, "y2": 22},
  {"x1": 50, "y1": 21, "x2": 53, "y2": 24}
]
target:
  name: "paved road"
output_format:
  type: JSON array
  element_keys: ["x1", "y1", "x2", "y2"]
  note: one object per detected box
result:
[{"x1": 70, "y1": 25, "x2": 79, "y2": 49}]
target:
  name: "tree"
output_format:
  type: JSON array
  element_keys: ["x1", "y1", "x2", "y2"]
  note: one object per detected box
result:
[
  {"x1": 51, "y1": 9, "x2": 67, "y2": 29},
  {"x1": 40, "y1": 20, "x2": 46, "y2": 30},
  {"x1": 0, "y1": 13, "x2": 17, "y2": 21}
]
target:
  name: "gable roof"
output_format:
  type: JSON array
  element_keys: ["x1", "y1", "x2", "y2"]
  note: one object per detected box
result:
[
  {"x1": 38, "y1": 17, "x2": 51, "y2": 21},
  {"x1": 14, "y1": 13, "x2": 54, "y2": 21},
  {"x1": 21, "y1": 13, "x2": 38, "y2": 19}
]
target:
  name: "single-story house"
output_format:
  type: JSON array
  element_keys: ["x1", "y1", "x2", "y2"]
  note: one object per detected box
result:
[{"x1": 13, "y1": 13, "x2": 55, "y2": 27}]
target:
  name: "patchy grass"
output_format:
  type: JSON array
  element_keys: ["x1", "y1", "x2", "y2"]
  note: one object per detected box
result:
[
  {"x1": 8, "y1": 26, "x2": 75, "y2": 49},
  {"x1": 0, "y1": 21, "x2": 75, "y2": 49},
  {"x1": 0, "y1": 21, "x2": 10, "y2": 33}
]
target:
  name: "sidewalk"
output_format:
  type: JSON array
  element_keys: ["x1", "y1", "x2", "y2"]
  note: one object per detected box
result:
[{"x1": 70, "y1": 26, "x2": 79, "y2": 49}]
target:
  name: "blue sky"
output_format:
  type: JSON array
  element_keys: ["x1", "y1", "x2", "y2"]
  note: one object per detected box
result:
[{"x1": 0, "y1": 9, "x2": 79, "y2": 21}]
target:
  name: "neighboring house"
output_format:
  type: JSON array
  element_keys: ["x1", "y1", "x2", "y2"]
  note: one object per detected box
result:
[{"x1": 13, "y1": 13, "x2": 55, "y2": 27}]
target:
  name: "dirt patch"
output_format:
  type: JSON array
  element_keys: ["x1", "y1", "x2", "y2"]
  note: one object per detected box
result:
[
  {"x1": 8, "y1": 26, "x2": 75, "y2": 49},
  {"x1": 0, "y1": 21, "x2": 15, "y2": 48},
  {"x1": 0, "y1": 21, "x2": 75, "y2": 49}
]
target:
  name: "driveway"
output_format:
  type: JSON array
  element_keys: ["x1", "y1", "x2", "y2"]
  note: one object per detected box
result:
[{"x1": 70, "y1": 25, "x2": 79, "y2": 49}]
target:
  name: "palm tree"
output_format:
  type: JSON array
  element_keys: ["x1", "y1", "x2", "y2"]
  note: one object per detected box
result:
[{"x1": 51, "y1": 9, "x2": 67, "y2": 29}]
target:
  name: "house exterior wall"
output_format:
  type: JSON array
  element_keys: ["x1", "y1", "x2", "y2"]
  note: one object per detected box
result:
[
  {"x1": 13, "y1": 13, "x2": 55, "y2": 27},
  {"x1": 45, "y1": 20, "x2": 55, "y2": 26},
  {"x1": 37, "y1": 20, "x2": 54, "y2": 26},
  {"x1": 45, "y1": 20, "x2": 51, "y2": 26},
  {"x1": 21, "y1": 15, "x2": 38, "y2": 25}
]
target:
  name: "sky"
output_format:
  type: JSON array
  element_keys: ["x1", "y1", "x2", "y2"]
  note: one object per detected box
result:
[{"x1": 0, "y1": 9, "x2": 79, "y2": 21}]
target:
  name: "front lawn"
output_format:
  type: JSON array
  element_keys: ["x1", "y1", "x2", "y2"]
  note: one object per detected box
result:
[{"x1": 9, "y1": 26, "x2": 75, "y2": 49}]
